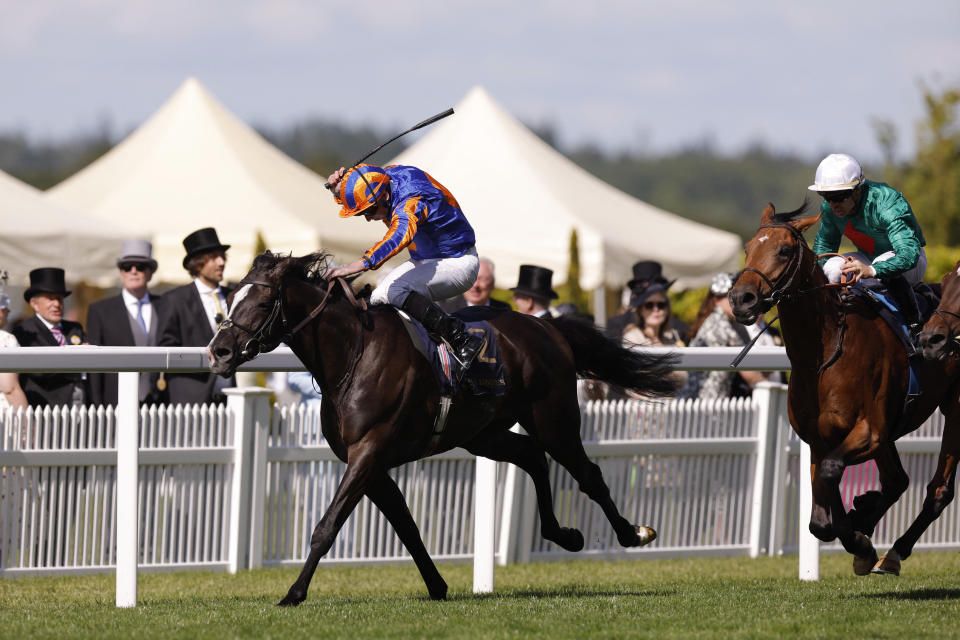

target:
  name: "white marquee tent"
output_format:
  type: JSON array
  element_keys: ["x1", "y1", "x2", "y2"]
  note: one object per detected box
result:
[
  {"x1": 389, "y1": 87, "x2": 742, "y2": 294},
  {"x1": 46, "y1": 78, "x2": 374, "y2": 284},
  {"x1": 0, "y1": 169, "x2": 130, "y2": 288}
]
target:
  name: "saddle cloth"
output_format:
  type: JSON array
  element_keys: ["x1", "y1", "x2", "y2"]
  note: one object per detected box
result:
[{"x1": 395, "y1": 306, "x2": 506, "y2": 398}]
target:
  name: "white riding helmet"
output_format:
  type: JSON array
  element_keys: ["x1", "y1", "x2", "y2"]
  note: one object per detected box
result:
[{"x1": 808, "y1": 153, "x2": 864, "y2": 192}]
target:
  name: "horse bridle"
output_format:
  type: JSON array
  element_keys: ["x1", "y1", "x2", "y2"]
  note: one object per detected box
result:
[
  {"x1": 930, "y1": 308, "x2": 960, "y2": 355},
  {"x1": 218, "y1": 276, "x2": 368, "y2": 385},
  {"x1": 739, "y1": 222, "x2": 819, "y2": 308}
]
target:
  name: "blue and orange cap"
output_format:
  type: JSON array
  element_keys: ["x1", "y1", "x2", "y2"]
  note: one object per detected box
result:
[{"x1": 334, "y1": 164, "x2": 390, "y2": 218}]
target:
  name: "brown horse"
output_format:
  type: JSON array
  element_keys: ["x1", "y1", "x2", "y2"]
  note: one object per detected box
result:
[
  {"x1": 728, "y1": 203, "x2": 960, "y2": 575},
  {"x1": 207, "y1": 251, "x2": 677, "y2": 605},
  {"x1": 876, "y1": 261, "x2": 960, "y2": 572}
]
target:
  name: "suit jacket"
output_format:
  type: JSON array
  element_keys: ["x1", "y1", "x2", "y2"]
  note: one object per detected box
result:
[
  {"x1": 12, "y1": 316, "x2": 88, "y2": 407},
  {"x1": 440, "y1": 295, "x2": 511, "y2": 313},
  {"x1": 86, "y1": 292, "x2": 167, "y2": 406},
  {"x1": 158, "y1": 282, "x2": 234, "y2": 405}
]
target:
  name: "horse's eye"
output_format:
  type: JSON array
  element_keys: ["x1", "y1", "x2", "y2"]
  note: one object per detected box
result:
[
  {"x1": 777, "y1": 244, "x2": 793, "y2": 259},
  {"x1": 257, "y1": 302, "x2": 272, "y2": 310}
]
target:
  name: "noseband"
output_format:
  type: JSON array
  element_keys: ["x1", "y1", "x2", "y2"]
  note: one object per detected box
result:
[{"x1": 930, "y1": 308, "x2": 960, "y2": 355}]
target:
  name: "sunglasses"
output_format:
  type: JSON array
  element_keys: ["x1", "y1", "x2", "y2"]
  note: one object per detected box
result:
[
  {"x1": 642, "y1": 300, "x2": 668, "y2": 311},
  {"x1": 819, "y1": 190, "x2": 854, "y2": 204},
  {"x1": 120, "y1": 262, "x2": 150, "y2": 272}
]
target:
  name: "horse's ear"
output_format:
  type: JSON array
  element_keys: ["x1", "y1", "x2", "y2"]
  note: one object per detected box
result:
[
  {"x1": 761, "y1": 203, "x2": 776, "y2": 224},
  {"x1": 792, "y1": 213, "x2": 822, "y2": 233}
]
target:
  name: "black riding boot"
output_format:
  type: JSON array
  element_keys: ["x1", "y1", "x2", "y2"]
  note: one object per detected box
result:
[
  {"x1": 886, "y1": 275, "x2": 922, "y2": 335},
  {"x1": 401, "y1": 291, "x2": 485, "y2": 372}
]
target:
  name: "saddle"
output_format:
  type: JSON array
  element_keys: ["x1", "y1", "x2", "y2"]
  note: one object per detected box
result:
[{"x1": 395, "y1": 306, "x2": 506, "y2": 398}]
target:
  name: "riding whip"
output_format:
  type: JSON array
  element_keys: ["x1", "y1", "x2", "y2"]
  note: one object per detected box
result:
[{"x1": 324, "y1": 108, "x2": 455, "y2": 190}]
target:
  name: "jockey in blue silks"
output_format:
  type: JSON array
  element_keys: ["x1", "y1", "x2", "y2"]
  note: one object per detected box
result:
[{"x1": 326, "y1": 163, "x2": 484, "y2": 371}]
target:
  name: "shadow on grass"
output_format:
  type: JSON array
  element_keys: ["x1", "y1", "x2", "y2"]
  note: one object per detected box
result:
[
  {"x1": 457, "y1": 587, "x2": 676, "y2": 601},
  {"x1": 862, "y1": 588, "x2": 960, "y2": 601}
]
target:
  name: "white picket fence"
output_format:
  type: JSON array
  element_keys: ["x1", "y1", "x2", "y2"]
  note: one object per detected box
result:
[{"x1": 3, "y1": 383, "x2": 956, "y2": 577}]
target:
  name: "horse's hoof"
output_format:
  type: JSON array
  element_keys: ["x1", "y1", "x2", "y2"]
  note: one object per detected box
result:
[
  {"x1": 277, "y1": 589, "x2": 306, "y2": 607},
  {"x1": 555, "y1": 527, "x2": 585, "y2": 552},
  {"x1": 634, "y1": 525, "x2": 657, "y2": 547},
  {"x1": 428, "y1": 579, "x2": 448, "y2": 601},
  {"x1": 853, "y1": 551, "x2": 879, "y2": 576},
  {"x1": 871, "y1": 549, "x2": 901, "y2": 576}
]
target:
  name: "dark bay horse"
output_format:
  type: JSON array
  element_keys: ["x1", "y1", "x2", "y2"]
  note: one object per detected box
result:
[
  {"x1": 207, "y1": 251, "x2": 677, "y2": 605},
  {"x1": 729, "y1": 203, "x2": 960, "y2": 575}
]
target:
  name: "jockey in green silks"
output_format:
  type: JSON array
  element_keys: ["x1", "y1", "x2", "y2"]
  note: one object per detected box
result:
[{"x1": 810, "y1": 153, "x2": 927, "y2": 332}]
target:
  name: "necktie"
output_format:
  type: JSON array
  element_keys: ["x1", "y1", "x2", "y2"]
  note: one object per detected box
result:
[
  {"x1": 50, "y1": 324, "x2": 66, "y2": 346},
  {"x1": 207, "y1": 290, "x2": 225, "y2": 324},
  {"x1": 135, "y1": 298, "x2": 148, "y2": 334}
]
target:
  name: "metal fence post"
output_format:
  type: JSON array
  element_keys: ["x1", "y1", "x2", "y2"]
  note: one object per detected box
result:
[
  {"x1": 225, "y1": 387, "x2": 271, "y2": 573},
  {"x1": 748, "y1": 382, "x2": 786, "y2": 557},
  {"x1": 115, "y1": 371, "x2": 139, "y2": 608}
]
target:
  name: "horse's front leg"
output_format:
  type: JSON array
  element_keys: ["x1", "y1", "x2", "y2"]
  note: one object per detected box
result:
[
  {"x1": 848, "y1": 442, "x2": 909, "y2": 537},
  {"x1": 278, "y1": 442, "x2": 378, "y2": 607},
  {"x1": 808, "y1": 454, "x2": 878, "y2": 575}
]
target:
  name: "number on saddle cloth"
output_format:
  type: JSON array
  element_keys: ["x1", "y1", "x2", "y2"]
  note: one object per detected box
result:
[{"x1": 395, "y1": 306, "x2": 506, "y2": 397}]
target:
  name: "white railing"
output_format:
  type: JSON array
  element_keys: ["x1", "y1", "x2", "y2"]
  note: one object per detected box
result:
[{"x1": 2, "y1": 346, "x2": 957, "y2": 601}]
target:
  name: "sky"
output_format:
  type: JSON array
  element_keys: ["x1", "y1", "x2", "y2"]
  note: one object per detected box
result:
[{"x1": 1, "y1": 1, "x2": 959, "y2": 163}]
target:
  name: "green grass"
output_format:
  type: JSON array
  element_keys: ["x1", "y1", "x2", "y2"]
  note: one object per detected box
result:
[{"x1": 3, "y1": 553, "x2": 960, "y2": 639}]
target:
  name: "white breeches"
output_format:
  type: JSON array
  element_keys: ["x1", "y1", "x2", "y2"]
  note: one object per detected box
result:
[
  {"x1": 371, "y1": 248, "x2": 479, "y2": 306},
  {"x1": 822, "y1": 248, "x2": 927, "y2": 286}
]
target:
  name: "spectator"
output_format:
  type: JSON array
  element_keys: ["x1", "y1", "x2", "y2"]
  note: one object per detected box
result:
[
  {"x1": 286, "y1": 371, "x2": 322, "y2": 409},
  {"x1": 441, "y1": 257, "x2": 510, "y2": 312},
  {"x1": 678, "y1": 272, "x2": 772, "y2": 400},
  {"x1": 0, "y1": 279, "x2": 27, "y2": 411},
  {"x1": 158, "y1": 227, "x2": 234, "y2": 405},
  {"x1": 606, "y1": 261, "x2": 689, "y2": 343},
  {"x1": 13, "y1": 268, "x2": 88, "y2": 407},
  {"x1": 87, "y1": 239, "x2": 167, "y2": 406},
  {"x1": 511, "y1": 265, "x2": 557, "y2": 318}
]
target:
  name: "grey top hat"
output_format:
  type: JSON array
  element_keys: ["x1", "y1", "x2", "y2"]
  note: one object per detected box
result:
[{"x1": 116, "y1": 238, "x2": 158, "y2": 271}]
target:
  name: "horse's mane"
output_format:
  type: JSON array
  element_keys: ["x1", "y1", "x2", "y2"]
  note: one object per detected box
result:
[
  {"x1": 252, "y1": 250, "x2": 333, "y2": 285},
  {"x1": 770, "y1": 199, "x2": 811, "y2": 225}
]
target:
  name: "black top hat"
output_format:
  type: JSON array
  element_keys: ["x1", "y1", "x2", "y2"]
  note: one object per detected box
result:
[
  {"x1": 510, "y1": 264, "x2": 558, "y2": 300},
  {"x1": 181, "y1": 227, "x2": 231, "y2": 269},
  {"x1": 627, "y1": 260, "x2": 674, "y2": 291},
  {"x1": 24, "y1": 267, "x2": 71, "y2": 302}
]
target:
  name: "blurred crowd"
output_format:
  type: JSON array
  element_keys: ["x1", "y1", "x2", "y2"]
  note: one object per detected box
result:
[{"x1": 0, "y1": 229, "x2": 779, "y2": 411}]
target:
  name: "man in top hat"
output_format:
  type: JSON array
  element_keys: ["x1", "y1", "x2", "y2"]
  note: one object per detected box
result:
[
  {"x1": 605, "y1": 261, "x2": 689, "y2": 343},
  {"x1": 86, "y1": 239, "x2": 168, "y2": 406},
  {"x1": 158, "y1": 227, "x2": 234, "y2": 405},
  {"x1": 13, "y1": 267, "x2": 88, "y2": 407},
  {"x1": 511, "y1": 264, "x2": 558, "y2": 318}
]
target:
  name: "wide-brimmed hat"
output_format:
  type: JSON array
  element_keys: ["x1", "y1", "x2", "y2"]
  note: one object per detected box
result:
[
  {"x1": 182, "y1": 227, "x2": 230, "y2": 269},
  {"x1": 627, "y1": 260, "x2": 675, "y2": 291},
  {"x1": 632, "y1": 282, "x2": 671, "y2": 309},
  {"x1": 510, "y1": 265, "x2": 558, "y2": 300},
  {"x1": 24, "y1": 267, "x2": 71, "y2": 301},
  {"x1": 116, "y1": 238, "x2": 158, "y2": 271}
]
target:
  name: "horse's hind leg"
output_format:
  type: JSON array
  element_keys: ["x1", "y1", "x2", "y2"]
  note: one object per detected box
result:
[
  {"x1": 365, "y1": 470, "x2": 448, "y2": 600},
  {"x1": 848, "y1": 443, "x2": 909, "y2": 537},
  {"x1": 527, "y1": 401, "x2": 655, "y2": 548},
  {"x1": 278, "y1": 444, "x2": 376, "y2": 607},
  {"x1": 879, "y1": 416, "x2": 960, "y2": 575},
  {"x1": 465, "y1": 427, "x2": 585, "y2": 552}
]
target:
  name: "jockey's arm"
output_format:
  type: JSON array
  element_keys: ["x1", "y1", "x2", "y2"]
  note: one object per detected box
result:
[{"x1": 328, "y1": 259, "x2": 367, "y2": 279}]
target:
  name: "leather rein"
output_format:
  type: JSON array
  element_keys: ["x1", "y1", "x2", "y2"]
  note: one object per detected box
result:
[{"x1": 218, "y1": 276, "x2": 368, "y2": 390}]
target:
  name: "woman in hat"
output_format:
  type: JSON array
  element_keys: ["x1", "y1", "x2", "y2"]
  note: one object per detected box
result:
[
  {"x1": 325, "y1": 164, "x2": 483, "y2": 371},
  {"x1": 810, "y1": 153, "x2": 926, "y2": 331},
  {"x1": 621, "y1": 282, "x2": 687, "y2": 388}
]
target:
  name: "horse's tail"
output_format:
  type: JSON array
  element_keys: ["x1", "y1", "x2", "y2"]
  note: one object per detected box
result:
[{"x1": 547, "y1": 316, "x2": 679, "y2": 397}]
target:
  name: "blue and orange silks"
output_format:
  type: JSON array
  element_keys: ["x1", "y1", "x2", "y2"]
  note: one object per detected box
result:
[
  {"x1": 350, "y1": 165, "x2": 475, "y2": 269},
  {"x1": 335, "y1": 164, "x2": 391, "y2": 218}
]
